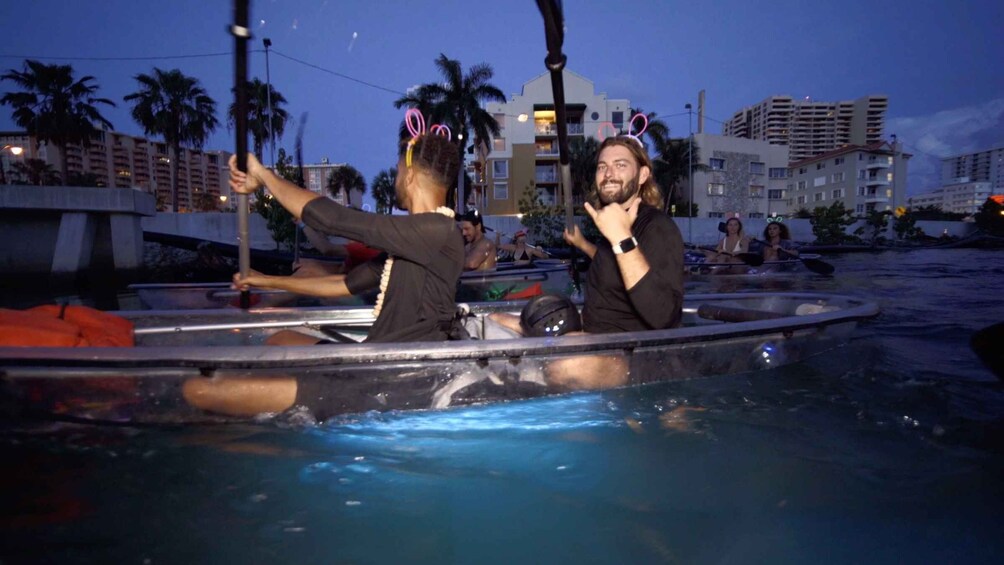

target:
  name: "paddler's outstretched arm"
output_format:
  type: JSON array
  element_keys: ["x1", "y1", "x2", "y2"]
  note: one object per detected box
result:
[
  {"x1": 229, "y1": 153, "x2": 320, "y2": 220},
  {"x1": 234, "y1": 269, "x2": 351, "y2": 298}
]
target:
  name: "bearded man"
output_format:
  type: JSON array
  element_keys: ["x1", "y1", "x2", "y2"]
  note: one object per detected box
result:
[{"x1": 563, "y1": 136, "x2": 684, "y2": 333}]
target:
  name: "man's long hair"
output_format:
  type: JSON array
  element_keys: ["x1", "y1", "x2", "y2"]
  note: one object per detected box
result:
[{"x1": 588, "y1": 137, "x2": 663, "y2": 208}]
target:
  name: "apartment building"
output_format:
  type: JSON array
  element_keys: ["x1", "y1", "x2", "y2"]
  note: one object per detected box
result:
[
  {"x1": 722, "y1": 95, "x2": 888, "y2": 162},
  {"x1": 941, "y1": 145, "x2": 1004, "y2": 192},
  {"x1": 0, "y1": 130, "x2": 232, "y2": 211},
  {"x1": 686, "y1": 133, "x2": 791, "y2": 219},
  {"x1": 481, "y1": 70, "x2": 630, "y2": 215},
  {"x1": 908, "y1": 182, "x2": 993, "y2": 216},
  {"x1": 785, "y1": 141, "x2": 909, "y2": 216},
  {"x1": 299, "y1": 158, "x2": 362, "y2": 207}
]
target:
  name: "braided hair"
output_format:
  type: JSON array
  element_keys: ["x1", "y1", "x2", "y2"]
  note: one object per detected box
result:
[{"x1": 400, "y1": 134, "x2": 460, "y2": 190}]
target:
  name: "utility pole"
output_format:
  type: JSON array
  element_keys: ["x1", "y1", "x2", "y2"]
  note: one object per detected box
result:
[
  {"x1": 686, "y1": 103, "x2": 693, "y2": 243},
  {"x1": 263, "y1": 37, "x2": 275, "y2": 168}
]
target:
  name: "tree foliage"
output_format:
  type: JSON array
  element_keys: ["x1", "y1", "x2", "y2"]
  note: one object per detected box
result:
[
  {"x1": 517, "y1": 182, "x2": 565, "y2": 247},
  {"x1": 10, "y1": 158, "x2": 60, "y2": 186},
  {"x1": 393, "y1": 53, "x2": 505, "y2": 208},
  {"x1": 0, "y1": 59, "x2": 115, "y2": 186},
  {"x1": 371, "y1": 167, "x2": 397, "y2": 214},
  {"x1": 892, "y1": 211, "x2": 925, "y2": 240},
  {"x1": 124, "y1": 68, "x2": 218, "y2": 212},
  {"x1": 809, "y1": 201, "x2": 856, "y2": 244},
  {"x1": 327, "y1": 165, "x2": 366, "y2": 208},
  {"x1": 974, "y1": 197, "x2": 1004, "y2": 236},
  {"x1": 251, "y1": 148, "x2": 297, "y2": 249},
  {"x1": 227, "y1": 78, "x2": 290, "y2": 158},
  {"x1": 854, "y1": 209, "x2": 891, "y2": 244}
]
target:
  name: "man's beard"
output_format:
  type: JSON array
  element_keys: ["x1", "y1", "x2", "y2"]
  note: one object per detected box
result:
[{"x1": 597, "y1": 175, "x2": 640, "y2": 206}]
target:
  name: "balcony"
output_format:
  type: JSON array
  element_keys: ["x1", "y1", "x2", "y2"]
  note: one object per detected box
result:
[
  {"x1": 535, "y1": 146, "x2": 559, "y2": 157},
  {"x1": 866, "y1": 161, "x2": 890, "y2": 170}
]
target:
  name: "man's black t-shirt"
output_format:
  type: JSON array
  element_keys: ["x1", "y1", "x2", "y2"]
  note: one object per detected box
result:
[
  {"x1": 581, "y1": 204, "x2": 684, "y2": 333},
  {"x1": 301, "y1": 198, "x2": 464, "y2": 343}
]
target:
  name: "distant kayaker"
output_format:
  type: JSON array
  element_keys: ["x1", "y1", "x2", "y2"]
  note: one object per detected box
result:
[
  {"x1": 706, "y1": 217, "x2": 750, "y2": 267},
  {"x1": 759, "y1": 222, "x2": 799, "y2": 262},
  {"x1": 496, "y1": 230, "x2": 549, "y2": 265}
]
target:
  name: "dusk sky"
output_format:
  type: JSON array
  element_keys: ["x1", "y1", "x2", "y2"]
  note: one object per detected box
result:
[{"x1": 2, "y1": 0, "x2": 1002, "y2": 202}]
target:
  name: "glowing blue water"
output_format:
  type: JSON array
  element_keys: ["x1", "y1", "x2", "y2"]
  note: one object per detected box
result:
[{"x1": 1, "y1": 249, "x2": 1002, "y2": 563}]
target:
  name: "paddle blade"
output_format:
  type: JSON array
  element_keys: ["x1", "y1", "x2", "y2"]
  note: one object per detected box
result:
[
  {"x1": 800, "y1": 256, "x2": 835, "y2": 275},
  {"x1": 971, "y1": 322, "x2": 1004, "y2": 380}
]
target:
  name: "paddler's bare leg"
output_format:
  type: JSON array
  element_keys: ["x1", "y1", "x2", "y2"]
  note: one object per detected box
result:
[
  {"x1": 544, "y1": 347, "x2": 629, "y2": 390},
  {"x1": 182, "y1": 377, "x2": 298, "y2": 416}
]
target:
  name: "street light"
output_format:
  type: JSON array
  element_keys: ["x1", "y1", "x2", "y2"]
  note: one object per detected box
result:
[
  {"x1": 685, "y1": 103, "x2": 693, "y2": 243},
  {"x1": 263, "y1": 38, "x2": 275, "y2": 167},
  {"x1": 457, "y1": 132, "x2": 465, "y2": 213},
  {"x1": 1, "y1": 144, "x2": 24, "y2": 185}
]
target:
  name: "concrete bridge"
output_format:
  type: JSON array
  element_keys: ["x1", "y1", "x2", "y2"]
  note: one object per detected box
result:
[{"x1": 0, "y1": 185, "x2": 155, "y2": 276}]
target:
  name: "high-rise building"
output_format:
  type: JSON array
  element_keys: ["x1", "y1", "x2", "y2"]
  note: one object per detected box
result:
[
  {"x1": 940, "y1": 145, "x2": 1004, "y2": 192},
  {"x1": 481, "y1": 70, "x2": 630, "y2": 215},
  {"x1": 0, "y1": 130, "x2": 232, "y2": 212},
  {"x1": 908, "y1": 182, "x2": 993, "y2": 216},
  {"x1": 722, "y1": 95, "x2": 888, "y2": 162}
]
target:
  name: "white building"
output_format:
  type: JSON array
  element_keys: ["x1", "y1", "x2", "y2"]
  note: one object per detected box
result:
[
  {"x1": 785, "y1": 141, "x2": 909, "y2": 216},
  {"x1": 684, "y1": 133, "x2": 791, "y2": 219},
  {"x1": 940, "y1": 145, "x2": 1004, "y2": 192},
  {"x1": 481, "y1": 70, "x2": 630, "y2": 215}
]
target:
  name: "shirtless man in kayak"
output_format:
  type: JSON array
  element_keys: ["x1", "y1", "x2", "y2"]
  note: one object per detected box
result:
[
  {"x1": 459, "y1": 209, "x2": 497, "y2": 271},
  {"x1": 183, "y1": 112, "x2": 464, "y2": 417}
]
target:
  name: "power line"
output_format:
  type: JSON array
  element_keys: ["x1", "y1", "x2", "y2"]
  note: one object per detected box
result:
[
  {"x1": 270, "y1": 50, "x2": 405, "y2": 96},
  {"x1": 0, "y1": 51, "x2": 237, "y2": 62}
]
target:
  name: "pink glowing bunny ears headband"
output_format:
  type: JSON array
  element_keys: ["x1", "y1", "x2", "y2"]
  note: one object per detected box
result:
[
  {"x1": 597, "y1": 113, "x2": 648, "y2": 147},
  {"x1": 404, "y1": 108, "x2": 451, "y2": 167}
]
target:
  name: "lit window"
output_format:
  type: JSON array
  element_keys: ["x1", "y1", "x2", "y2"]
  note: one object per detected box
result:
[
  {"x1": 493, "y1": 138, "x2": 505, "y2": 152},
  {"x1": 707, "y1": 183, "x2": 725, "y2": 196}
]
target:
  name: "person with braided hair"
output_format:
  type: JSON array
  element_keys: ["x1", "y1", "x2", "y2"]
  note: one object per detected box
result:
[{"x1": 183, "y1": 119, "x2": 466, "y2": 418}]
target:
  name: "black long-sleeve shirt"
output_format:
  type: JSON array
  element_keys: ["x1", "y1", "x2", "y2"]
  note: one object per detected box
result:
[
  {"x1": 581, "y1": 204, "x2": 684, "y2": 333},
  {"x1": 301, "y1": 198, "x2": 464, "y2": 343}
]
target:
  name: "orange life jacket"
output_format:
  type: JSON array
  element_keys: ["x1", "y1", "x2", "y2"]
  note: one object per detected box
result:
[{"x1": 0, "y1": 305, "x2": 134, "y2": 347}]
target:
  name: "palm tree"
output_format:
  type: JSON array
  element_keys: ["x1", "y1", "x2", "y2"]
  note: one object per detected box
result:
[
  {"x1": 227, "y1": 78, "x2": 290, "y2": 159},
  {"x1": 11, "y1": 158, "x2": 61, "y2": 186},
  {"x1": 371, "y1": 167, "x2": 397, "y2": 214},
  {"x1": 394, "y1": 53, "x2": 505, "y2": 208},
  {"x1": 1, "y1": 59, "x2": 115, "y2": 186},
  {"x1": 327, "y1": 165, "x2": 366, "y2": 208},
  {"x1": 652, "y1": 136, "x2": 708, "y2": 214},
  {"x1": 124, "y1": 68, "x2": 219, "y2": 212}
]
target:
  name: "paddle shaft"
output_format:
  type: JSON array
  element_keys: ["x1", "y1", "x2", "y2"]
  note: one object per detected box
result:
[
  {"x1": 232, "y1": 0, "x2": 251, "y2": 309},
  {"x1": 537, "y1": 0, "x2": 581, "y2": 291}
]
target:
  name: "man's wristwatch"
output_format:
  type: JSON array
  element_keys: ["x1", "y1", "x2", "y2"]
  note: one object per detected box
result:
[{"x1": 612, "y1": 236, "x2": 638, "y2": 255}]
